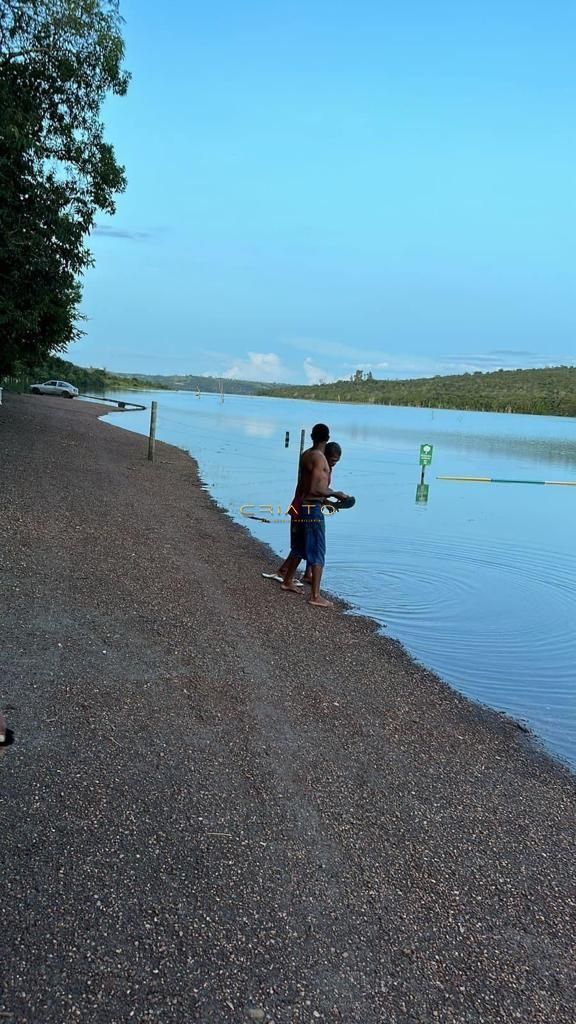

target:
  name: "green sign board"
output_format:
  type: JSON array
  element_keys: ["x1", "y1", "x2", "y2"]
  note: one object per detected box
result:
[
  {"x1": 415, "y1": 483, "x2": 429, "y2": 504},
  {"x1": 419, "y1": 443, "x2": 434, "y2": 467}
]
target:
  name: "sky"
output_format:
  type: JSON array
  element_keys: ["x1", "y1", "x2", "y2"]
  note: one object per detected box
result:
[{"x1": 74, "y1": 0, "x2": 576, "y2": 383}]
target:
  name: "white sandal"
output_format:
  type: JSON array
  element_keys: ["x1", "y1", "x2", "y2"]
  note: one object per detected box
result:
[{"x1": 261, "y1": 572, "x2": 304, "y2": 586}]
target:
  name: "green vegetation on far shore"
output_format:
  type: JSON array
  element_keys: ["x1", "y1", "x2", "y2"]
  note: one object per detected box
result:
[
  {"x1": 112, "y1": 372, "x2": 270, "y2": 396},
  {"x1": 5, "y1": 359, "x2": 575, "y2": 418},
  {"x1": 2, "y1": 356, "x2": 273, "y2": 397},
  {"x1": 260, "y1": 365, "x2": 576, "y2": 418}
]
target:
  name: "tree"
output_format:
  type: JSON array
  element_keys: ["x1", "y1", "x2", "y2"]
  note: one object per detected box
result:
[{"x1": 0, "y1": 0, "x2": 129, "y2": 375}]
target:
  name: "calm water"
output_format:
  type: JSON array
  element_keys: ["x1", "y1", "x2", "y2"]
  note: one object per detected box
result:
[{"x1": 102, "y1": 391, "x2": 576, "y2": 770}]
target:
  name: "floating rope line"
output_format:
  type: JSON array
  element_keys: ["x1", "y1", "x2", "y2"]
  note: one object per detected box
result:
[
  {"x1": 437, "y1": 476, "x2": 576, "y2": 486},
  {"x1": 80, "y1": 394, "x2": 146, "y2": 411}
]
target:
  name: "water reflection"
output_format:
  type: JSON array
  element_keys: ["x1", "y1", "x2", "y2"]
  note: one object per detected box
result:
[{"x1": 317, "y1": 417, "x2": 576, "y2": 469}]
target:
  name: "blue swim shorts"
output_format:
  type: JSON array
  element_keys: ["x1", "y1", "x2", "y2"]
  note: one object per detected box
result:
[{"x1": 290, "y1": 502, "x2": 326, "y2": 567}]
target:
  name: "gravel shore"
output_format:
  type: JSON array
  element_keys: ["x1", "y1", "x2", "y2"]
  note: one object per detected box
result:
[{"x1": 1, "y1": 392, "x2": 574, "y2": 1024}]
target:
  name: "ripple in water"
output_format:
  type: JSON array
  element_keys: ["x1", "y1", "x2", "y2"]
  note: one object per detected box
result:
[{"x1": 331, "y1": 535, "x2": 576, "y2": 766}]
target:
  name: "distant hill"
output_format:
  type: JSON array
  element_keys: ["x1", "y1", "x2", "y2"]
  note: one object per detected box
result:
[
  {"x1": 261, "y1": 365, "x2": 576, "y2": 418},
  {"x1": 6, "y1": 357, "x2": 575, "y2": 417},
  {"x1": 113, "y1": 372, "x2": 274, "y2": 395},
  {"x1": 2, "y1": 358, "x2": 278, "y2": 396}
]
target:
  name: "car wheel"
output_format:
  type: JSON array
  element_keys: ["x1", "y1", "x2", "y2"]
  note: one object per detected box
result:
[
  {"x1": 61, "y1": 391, "x2": 73, "y2": 398},
  {"x1": 31, "y1": 388, "x2": 41, "y2": 395}
]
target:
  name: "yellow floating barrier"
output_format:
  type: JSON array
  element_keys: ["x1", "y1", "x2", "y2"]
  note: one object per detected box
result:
[{"x1": 437, "y1": 476, "x2": 576, "y2": 486}]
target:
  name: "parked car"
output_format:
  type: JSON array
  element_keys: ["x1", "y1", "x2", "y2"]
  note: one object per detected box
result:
[{"x1": 29, "y1": 380, "x2": 79, "y2": 398}]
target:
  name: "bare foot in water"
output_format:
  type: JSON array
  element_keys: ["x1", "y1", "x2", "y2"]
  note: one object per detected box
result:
[
  {"x1": 308, "y1": 595, "x2": 334, "y2": 608},
  {"x1": 281, "y1": 582, "x2": 302, "y2": 594}
]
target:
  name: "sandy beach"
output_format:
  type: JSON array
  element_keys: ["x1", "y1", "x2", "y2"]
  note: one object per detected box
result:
[{"x1": 1, "y1": 392, "x2": 574, "y2": 1023}]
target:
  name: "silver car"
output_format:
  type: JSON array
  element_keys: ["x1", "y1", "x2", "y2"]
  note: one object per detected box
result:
[{"x1": 30, "y1": 379, "x2": 79, "y2": 398}]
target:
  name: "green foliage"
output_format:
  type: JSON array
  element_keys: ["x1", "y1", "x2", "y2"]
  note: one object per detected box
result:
[
  {"x1": 263, "y1": 365, "x2": 576, "y2": 418},
  {"x1": 2, "y1": 356, "x2": 277, "y2": 395},
  {"x1": 0, "y1": 0, "x2": 128, "y2": 374},
  {"x1": 2, "y1": 353, "x2": 154, "y2": 391}
]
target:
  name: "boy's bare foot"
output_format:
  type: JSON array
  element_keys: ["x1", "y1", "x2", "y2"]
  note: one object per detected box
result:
[
  {"x1": 307, "y1": 595, "x2": 334, "y2": 608},
  {"x1": 281, "y1": 582, "x2": 302, "y2": 594}
]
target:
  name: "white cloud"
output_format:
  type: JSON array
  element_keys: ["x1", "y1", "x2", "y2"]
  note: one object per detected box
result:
[
  {"x1": 223, "y1": 351, "x2": 290, "y2": 382},
  {"x1": 303, "y1": 357, "x2": 333, "y2": 385},
  {"x1": 286, "y1": 337, "x2": 399, "y2": 369}
]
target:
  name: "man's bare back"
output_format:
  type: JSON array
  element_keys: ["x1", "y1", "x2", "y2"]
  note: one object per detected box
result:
[
  {"x1": 297, "y1": 448, "x2": 330, "y2": 504},
  {"x1": 297, "y1": 447, "x2": 348, "y2": 505}
]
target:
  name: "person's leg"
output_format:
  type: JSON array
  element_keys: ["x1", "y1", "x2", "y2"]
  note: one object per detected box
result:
[
  {"x1": 281, "y1": 518, "x2": 305, "y2": 593},
  {"x1": 267, "y1": 555, "x2": 303, "y2": 585},
  {"x1": 276, "y1": 519, "x2": 294, "y2": 576},
  {"x1": 280, "y1": 552, "x2": 302, "y2": 592},
  {"x1": 262, "y1": 564, "x2": 289, "y2": 582},
  {"x1": 264, "y1": 519, "x2": 303, "y2": 583},
  {"x1": 307, "y1": 563, "x2": 332, "y2": 607},
  {"x1": 303, "y1": 561, "x2": 312, "y2": 582},
  {"x1": 279, "y1": 559, "x2": 304, "y2": 585},
  {"x1": 304, "y1": 506, "x2": 332, "y2": 608},
  {"x1": 278, "y1": 516, "x2": 296, "y2": 575}
]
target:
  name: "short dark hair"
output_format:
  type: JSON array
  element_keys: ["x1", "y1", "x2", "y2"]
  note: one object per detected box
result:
[
  {"x1": 325, "y1": 441, "x2": 341, "y2": 459},
  {"x1": 311, "y1": 423, "x2": 330, "y2": 443}
]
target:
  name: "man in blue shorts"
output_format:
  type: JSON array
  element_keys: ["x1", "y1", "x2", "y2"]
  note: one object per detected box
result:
[
  {"x1": 264, "y1": 440, "x2": 349, "y2": 586},
  {"x1": 281, "y1": 426, "x2": 350, "y2": 607}
]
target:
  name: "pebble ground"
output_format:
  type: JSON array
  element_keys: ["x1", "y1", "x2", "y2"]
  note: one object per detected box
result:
[{"x1": 1, "y1": 393, "x2": 574, "y2": 1023}]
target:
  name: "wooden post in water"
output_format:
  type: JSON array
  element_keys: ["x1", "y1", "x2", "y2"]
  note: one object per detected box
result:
[
  {"x1": 148, "y1": 401, "x2": 158, "y2": 462},
  {"x1": 295, "y1": 428, "x2": 306, "y2": 484}
]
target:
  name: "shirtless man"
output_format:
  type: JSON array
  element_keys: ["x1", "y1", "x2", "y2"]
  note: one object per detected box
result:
[
  {"x1": 281, "y1": 425, "x2": 350, "y2": 607},
  {"x1": 268, "y1": 441, "x2": 345, "y2": 585}
]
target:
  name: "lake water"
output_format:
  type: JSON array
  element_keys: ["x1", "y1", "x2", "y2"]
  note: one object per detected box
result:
[{"x1": 102, "y1": 391, "x2": 576, "y2": 770}]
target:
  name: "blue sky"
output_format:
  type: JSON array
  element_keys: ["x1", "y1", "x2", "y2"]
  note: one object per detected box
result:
[{"x1": 74, "y1": 0, "x2": 575, "y2": 383}]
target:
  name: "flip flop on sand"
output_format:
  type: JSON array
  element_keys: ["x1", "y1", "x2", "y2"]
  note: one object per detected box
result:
[{"x1": 261, "y1": 572, "x2": 304, "y2": 587}]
